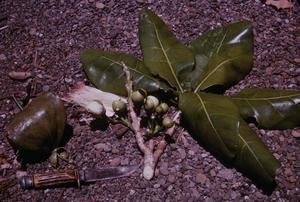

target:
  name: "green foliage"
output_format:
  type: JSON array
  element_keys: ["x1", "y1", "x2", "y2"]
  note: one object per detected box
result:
[
  {"x1": 232, "y1": 88, "x2": 300, "y2": 129},
  {"x1": 179, "y1": 92, "x2": 280, "y2": 185},
  {"x1": 81, "y1": 9, "x2": 300, "y2": 186},
  {"x1": 81, "y1": 49, "x2": 171, "y2": 96},
  {"x1": 139, "y1": 9, "x2": 194, "y2": 92},
  {"x1": 190, "y1": 21, "x2": 253, "y2": 92}
]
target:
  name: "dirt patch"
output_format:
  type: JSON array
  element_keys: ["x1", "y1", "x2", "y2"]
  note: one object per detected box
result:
[{"x1": 0, "y1": 1, "x2": 299, "y2": 201}]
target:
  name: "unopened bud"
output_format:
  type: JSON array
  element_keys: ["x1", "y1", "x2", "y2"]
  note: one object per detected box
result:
[
  {"x1": 112, "y1": 100, "x2": 127, "y2": 115},
  {"x1": 86, "y1": 100, "x2": 106, "y2": 116},
  {"x1": 162, "y1": 117, "x2": 174, "y2": 128}
]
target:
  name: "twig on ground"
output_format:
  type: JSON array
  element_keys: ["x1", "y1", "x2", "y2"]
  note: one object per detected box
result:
[
  {"x1": 122, "y1": 62, "x2": 180, "y2": 180},
  {"x1": 0, "y1": 25, "x2": 8, "y2": 32},
  {"x1": 12, "y1": 95, "x2": 23, "y2": 111}
]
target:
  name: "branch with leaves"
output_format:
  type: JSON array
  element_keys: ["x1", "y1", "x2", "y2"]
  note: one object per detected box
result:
[{"x1": 78, "y1": 8, "x2": 300, "y2": 187}]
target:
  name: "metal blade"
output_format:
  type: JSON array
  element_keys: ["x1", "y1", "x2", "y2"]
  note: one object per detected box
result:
[{"x1": 80, "y1": 165, "x2": 139, "y2": 183}]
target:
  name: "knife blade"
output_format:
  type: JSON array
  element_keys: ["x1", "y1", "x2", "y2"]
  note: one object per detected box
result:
[{"x1": 19, "y1": 165, "x2": 138, "y2": 189}]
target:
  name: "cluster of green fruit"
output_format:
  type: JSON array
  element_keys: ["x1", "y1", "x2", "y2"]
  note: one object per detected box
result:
[{"x1": 112, "y1": 90, "x2": 174, "y2": 136}]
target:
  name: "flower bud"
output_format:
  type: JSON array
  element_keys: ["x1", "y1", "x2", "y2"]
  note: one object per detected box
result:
[
  {"x1": 158, "y1": 103, "x2": 168, "y2": 114},
  {"x1": 48, "y1": 152, "x2": 58, "y2": 167},
  {"x1": 86, "y1": 100, "x2": 106, "y2": 116},
  {"x1": 112, "y1": 100, "x2": 127, "y2": 115},
  {"x1": 155, "y1": 106, "x2": 163, "y2": 114},
  {"x1": 162, "y1": 117, "x2": 174, "y2": 128},
  {"x1": 131, "y1": 89, "x2": 146, "y2": 105},
  {"x1": 145, "y1": 96, "x2": 159, "y2": 111},
  {"x1": 58, "y1": 151, "x2": 68, "y2": 161}
]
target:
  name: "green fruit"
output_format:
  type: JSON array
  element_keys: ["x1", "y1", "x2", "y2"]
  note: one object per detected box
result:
[
  {"x1": 112, "y1": 100, "x2": 127, "y2": 115},
  {"x1": 162, "y1": 117, "x2": 174, "y2": 128},
  {"x1": 158, "y1": 103, "x2": 169, "y2": 114},
  {"x1": 48, "y1": 152, "x2": 58, "y2": 167},
  {"x1": 145, "y1": 100, "x2": 154, "y2": 111},
  {"x1": 155, "y1": 106, "x2": 163, "y2": 114},
  {"x1": 131, "y1": 89, "x2": 146, "y2": 105},
  {"x1": 86, "y1": 100, "x2": 105, "y2": 116},
  {"x1": 145, "y1": 96, "x2": 159, "y2": 111},
  {"x1": 58, "y1": 151, "x2": 68, "y2": 161}
]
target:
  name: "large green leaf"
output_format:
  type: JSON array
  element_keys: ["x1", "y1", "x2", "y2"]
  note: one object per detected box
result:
[
  {"x1": 139, "y1": 9, "x2": 195, "y2": 93},
  {"x1": 231, "y1": 88, "x2": 300, "y2": 129},
  {"x1": 81, "y1": 49, "x2": 170, "y2": 96},
  {"x1": 190, "y1": 21, "x2": 253, "y2": 93},
  {"x1": 179, "y1": 92, "x2": 280, "y2": 185}
]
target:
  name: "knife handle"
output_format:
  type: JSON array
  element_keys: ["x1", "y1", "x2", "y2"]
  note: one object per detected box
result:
[{"x1": 19, "y1": 169, "x2": 80, "y2": 189}]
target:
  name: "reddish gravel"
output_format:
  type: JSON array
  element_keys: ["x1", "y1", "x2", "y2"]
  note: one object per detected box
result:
[{"x1": 0, "y1": 1, "x2": 299, "y2": 201}]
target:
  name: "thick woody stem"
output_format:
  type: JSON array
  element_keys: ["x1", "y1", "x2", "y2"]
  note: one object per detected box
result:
[
  {"x1": 122, "y1": 63, "x2": 148, "y2": 153},
  {"x1": 122, "y1": 62, "x2": 180, "y2": 180},
  {"x1": 122, "y1": 62, "x2": 154, "y2": 179}
]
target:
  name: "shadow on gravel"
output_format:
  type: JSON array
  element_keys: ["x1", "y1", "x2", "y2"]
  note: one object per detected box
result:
[
  {"x1": 90, "y1": 117, "x2": 110, "y2": 131},
  {"x1": 182, "y1": 120, "x2": 277, "y2": 195},
  {"x1": 17, "y1": 123, "x2": 73, "y2": 167}
]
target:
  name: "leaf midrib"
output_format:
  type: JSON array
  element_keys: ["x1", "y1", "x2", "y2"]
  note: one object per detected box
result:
[
  {"x1": 194, "y1": 57, "x2": 239, "y2": 92},
  {"x1": 100, "y1": 56, "x2": 155, "y2": 81},
  {"x1": 232, "y1": 93, "x2": 300, "y2": 101},
  {"x1": 236, "y1": 121, "x2": 268, "y2": 178},
  {"x1": 151, "y1": 22, "x2": 184, "y2": 93},
  {"x1": 195, "y1": 93, "x2": 232, "y2": 155}
]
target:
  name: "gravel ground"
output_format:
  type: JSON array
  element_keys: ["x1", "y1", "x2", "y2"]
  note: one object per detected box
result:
[{"x1": 0, "y1": 0, "x2": 299, "y2": 201}]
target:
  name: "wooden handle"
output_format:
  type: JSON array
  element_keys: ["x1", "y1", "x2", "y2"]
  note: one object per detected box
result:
[{"x1": 19, "y1": 170, "x2": 80, "y2": 189}]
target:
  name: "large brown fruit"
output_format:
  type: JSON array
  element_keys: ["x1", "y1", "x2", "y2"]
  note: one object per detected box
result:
[{"x1": 6, "y1": 93, "x2": 66, "y2": 158}]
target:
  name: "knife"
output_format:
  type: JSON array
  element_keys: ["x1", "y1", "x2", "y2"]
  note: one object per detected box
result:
[{"x1": 19, "y1": 165, "x2": 138, "y2": 189}]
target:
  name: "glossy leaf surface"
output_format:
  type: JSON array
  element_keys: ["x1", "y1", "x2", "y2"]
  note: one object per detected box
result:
[
  {"x1": 179, "y1": 92, "x2": 280, "y2": 185},
  {"x1": 139, "y1": 9, "x2": 194, "y2": 93},
  {"x1": 81, "y1": 49, "x2": 170, "y2": 97},
  {"x1": 232, "y1": 88, "x2": 300, "y2": 129},
  {"x1": 190, "y1": 21, "x2": 253, "y2": 93},
  {"x1": 7, "y1": 93, "x2": 66, "y2": 155}
]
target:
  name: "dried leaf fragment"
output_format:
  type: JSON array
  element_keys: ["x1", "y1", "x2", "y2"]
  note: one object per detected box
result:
[
  {"x1": 8, "y1": 71, "x2": 32, "y2": 81},
  {"x1": 265, "y1": 0, "x2": 293, "y2": 9}
]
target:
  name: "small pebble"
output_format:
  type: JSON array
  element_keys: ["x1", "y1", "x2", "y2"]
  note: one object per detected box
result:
[
  {"x1": 191, "y1": 188, "x2": 200, "y2": 198},
  {"x1": 167, "y1": 174, "x2": 176, "y2": 183},
  {"x1": 194, "y1": 172, "x2": 208, "y2": 184},
  {"x1": 217, "y1": 169, "x2": 234, "y2": 180},
  {"x1": 159, "y1": 162, "x2": 169, "y2": 176},
  {"x1": 95, "y1": 2, "x2": 105, "y2": 9},
  {"x1": 178, "y1": 148, "x2": 187, "y2": 159},
  {"x1": 231, "y1": 191, "x2": 238, "y2": 199},
  {"x1": 42, "y1": 85, "x2": 50, "y2": 92},
  {"x1": 153, "y1": 183, "x2": 160, "y2": 188},
  {"x1": 284, "y1": 168, "x2": 293, "y2": 176},
  {"x1": 188, "y1": 150, "x2": 195, "y2": 156},
  {"x1": 279, "y1": 136, "x2": 284, "y2": 142},
  {"x1": 210, "y1": 170, "x2": 216, "y2": 177},
  {"x1": 120, "y1": 158, "x2": 129, "y2": 165},
  {"x1": 201, "y1": 153, "x2": 209, "y2": 158},
  {"x1": 0, "y1": 54, "x2": 7, "y2": 60},
  {"x1": 64, "y1": 78, "x2": 72, "y2": 83},
  {"x1": 94, "y1": 143, "x2": 110, "y2": 151},
  {"x1": 110, "y1": 157, "x2": 121, "y2": 166},
  {"x1": 167, "y1": 185, "x2": 173, "y2": 191},
  {"x1": 129, "y1": 189, "x2": 135, "y2": 195},
  {"x1": 292, "y1": 130, "x2": 300, "y2": 138},
  {"x1": 29, "y1": 28, "x2": 37, "y2": 35}
]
